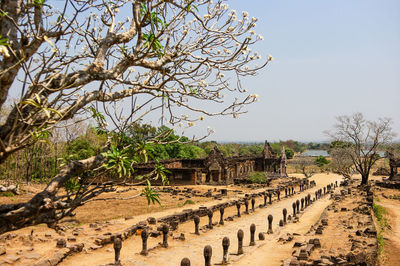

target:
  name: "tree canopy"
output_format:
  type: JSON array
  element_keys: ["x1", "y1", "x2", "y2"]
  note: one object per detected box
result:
[{"x1": 0, "y1": 0, "x2": 270, "y2": 234}]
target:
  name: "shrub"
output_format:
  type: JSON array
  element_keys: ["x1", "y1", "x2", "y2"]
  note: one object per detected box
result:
[{"x1": 247, "y1": 172, "x2": 267, "y2": 183}]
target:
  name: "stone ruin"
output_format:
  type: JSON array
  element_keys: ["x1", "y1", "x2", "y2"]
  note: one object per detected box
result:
[{"x1": 130, "y1": 140, "x2": 287, "y2": 185}]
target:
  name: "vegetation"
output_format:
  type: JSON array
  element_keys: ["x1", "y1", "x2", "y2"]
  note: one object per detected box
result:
[
  {"x1": 326, "y1": 113, "x2": 395, "y2": 185},
  {"x1": 0, "y1": 0, "x2": 271, "y2": 234},
  {"x1": 247, "y1": 171, "x2": 267, "y2": 183},
  {"x1": 373, "y1": 203, "x2": 389, "y2": 255}
]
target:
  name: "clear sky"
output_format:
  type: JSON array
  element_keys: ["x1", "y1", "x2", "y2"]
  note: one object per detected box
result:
[{"x1": 184, "y1": 0, "x2": 400, "y2": 142}]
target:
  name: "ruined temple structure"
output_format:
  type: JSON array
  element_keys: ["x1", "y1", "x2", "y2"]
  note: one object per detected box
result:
[
  {"x1": 389, "y1": 153, "x2": 400, "y2": 180},
  {"x1": 132, "y1": 140, "x2": 287, "y2": 185}
]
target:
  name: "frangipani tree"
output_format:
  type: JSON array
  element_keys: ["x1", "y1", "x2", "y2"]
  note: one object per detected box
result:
[{"x1": 0, "y1": 0, "x2": 271, "y2": 233}]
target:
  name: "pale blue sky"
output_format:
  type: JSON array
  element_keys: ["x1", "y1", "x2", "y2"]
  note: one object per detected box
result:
[{"x1": 189, "y1": 0, "x2": 400, "y2": 142}]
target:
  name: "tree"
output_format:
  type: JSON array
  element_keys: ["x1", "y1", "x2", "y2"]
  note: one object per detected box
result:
[
  {"x1": 329, "y1": 142, "x2": 354, "y2": 179},
  {"x1": 326, "y1": 113, "x2": 395, "y2": 185},
  {"x1": 314, "y1": 156, "x2": 330, "y2": 169},
  {"x1": 0, "y1": 0, "x2": 269, "y2": 233}
]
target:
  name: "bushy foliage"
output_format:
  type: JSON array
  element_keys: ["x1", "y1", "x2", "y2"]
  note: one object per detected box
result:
[{"x1": 247, "y1": 171, "x2": 267, "y2": 183}]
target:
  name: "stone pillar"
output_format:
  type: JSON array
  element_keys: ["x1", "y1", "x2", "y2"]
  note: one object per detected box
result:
[
  {"x1": 285, "y1": 188, "x2": 288, "y2": 198},
  {"x1": 268, "y1": 193, "x2": 272, "y2": 204},
  {"x1": 181, "y1": 258, "x2": 191, "y2": 266},
  {"x1": 237, "y1": 229, "x2": 244, "y2": 255},
  {"x1": 292, "y1": 202, "x2": 296, "y2": 218},
  {"x1": 207, "y1": 209, "x2": 213, "y2": 229},
  {"x1": 236, "y1": 202, "x2": 241, "y2": 217},
  {"x1": 244, "y1": 198, "x2": 249, "y2": 214},
  {"x1": 267, "y1": 214, "x2": 273, "y2": 234},
  {"x1": 250, "y1": 224, "x2": 256, "y2": 246},
  {"x1": 161, "y1": 224, "x2": 169, "y2": 248},
  {"x1": 140, "y1": 229, "x2": 149, "y2": 256},
  {"x1": 277, "y1": 190, "x2": 280, "y2": 201},
  {"x1": 263, "y1": 193, "x2": 267, "y2": 206},
  {"x1": 251, "y1": 198, "x2": 255, "y2": 212},
  {"x1": 296, "y1": 200, "x2": 300, "y2": 214},
  {"x1": 194, "y1": 215, "x2": 200, "y2": 235},
  {"x1": 204, "y1": 245, "x2": 212, "y2": 266},
  {"x1": 113, "y1": 236, "x2": 122, "y2": 265},
  {"x1": 219, "y1": 207, "x2": 225, "y2": 225},
  {"x1": 301, "y1": 198, "x2": 304, "y2": 211},
  {"x1": 283, "y1": 208, "x2": 287, "y2": 224},
  {"x1": 222, "y1": 237, "x2": 230, "y2": 264}
]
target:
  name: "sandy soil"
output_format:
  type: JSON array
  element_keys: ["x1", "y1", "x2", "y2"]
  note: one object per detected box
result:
[{"x1": 373, "y1": 186, "x2": 400, "y2": 266}]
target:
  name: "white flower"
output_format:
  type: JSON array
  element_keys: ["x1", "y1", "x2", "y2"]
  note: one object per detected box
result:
[
  {"x1": 231, "y1": 10, "x2": 236, "y2": 14},
  {"x1": 250, "y1": 30, "x2": 255, "y2": 35},
  {"x1": 268, "y1": 54, "x2": 274, "y2": 61},
  {"x1": 0, "y1": 45, "x2": 10, "y2": 58},
  {"x1": 203, "y1": 14, "x2": 211, "y2": 19},
  {"x1": 258, "y1": 34, "x2": 264, "y2": 40},
  {"x1": 232, "y1": 15, "x2": 237, "y2": 21},
  {"x1": 200, "y1": 116, "x2": 204, "y2": 121},
  {"x1": 188, "y1": 122, "x2": 195, "y2": 127},
  {"x1": 252, "y1": 17, "x2": 257, "y2": 22},
  {"x1": 245, "y1": 65, "x2": 249, "y2": 70},
  {"x1": 219, "y1": 73, "x2": 225, "y2": 77},
  {"x1": 257, "y1": 55, "x2": 262, "y2": 59},
  {"x1": 250, "y1": 94, "x2": 259, "y2": 99},
  {"x1": 242, "y1": 11, "x2": 248, "y2": 17}
]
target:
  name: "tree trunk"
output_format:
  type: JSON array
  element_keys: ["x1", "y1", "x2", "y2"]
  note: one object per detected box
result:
[{"x1": 361, "y1": 174, "x2": 369, "y2": 185}]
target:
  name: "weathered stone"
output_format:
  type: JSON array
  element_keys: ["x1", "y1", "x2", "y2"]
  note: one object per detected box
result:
[
  {"x1": 194, "y1": 215, "x2": 200, "y2": 235},
  {"x1": 222, "y1": 237, "x2": 230, "y2": 263},
  {"x1": 267, "y1": 214, "x2": 273, "y2": 234},
  {"x1": 56, "y1": 238, "x2": 66, "y2": 248},
  {"x1": 147, "y1": 217, "x2": 157, "y2": 225},
  {"x1": 161, "y1": 224, "x2": 169, "y2": 248},
  {"x1": 258, "y1": 232, "x2": 265, "y2": 240},
  {"x1": 204, "y1": 245, "x2": 212, "y2": 266},
  {"x1": 283, "y1": 208, "x2": 287, "y2": 224},
  {"x1": 250, "y1": 224, "x2": 256, "y2": 246},
  {"x1": 181, "y1": 257, "x2": 191, "y2": 266},
  {"x1": 237, "y1": 229, "x2": 244, "y2": 255},
  {"x1": 114, "y1": 236, "x2": 122, "y2": 265},
  {"x1": 140, "y1": 229, "x2": 149, "y2": 256},
  {"x1": 219, "y1": 207, "x2": 225, "y2": 225}
]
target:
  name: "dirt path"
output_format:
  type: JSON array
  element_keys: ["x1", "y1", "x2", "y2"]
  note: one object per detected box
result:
[
  {"x1": 60, "y1": 174, "x2": 341, "y2": 266},
  {"x1": 376, "y1": 195, "x2": 400, "y2": 266}
]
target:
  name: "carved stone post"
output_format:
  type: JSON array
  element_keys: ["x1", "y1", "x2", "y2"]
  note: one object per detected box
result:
[
  {"x1": 259, "y1": 232, "x2": 265, "y2": 240},
  {"x1": 140, "y1": 229, "x2": 149, "y2": 256},
  {"x1": 283, "y1": 208, "x2": 287, "y2": 224},
  {"x1": 291, "y1": 187, "x2": 294, "y2": 195},
  {"x1": 251, "y1": 198, "x2": 255, "y2": 212},
  {"x1": 222, "y1": 237, "x2": 230, "y2": 264},
  {"x1": 263, "y1": 193, "x2": 267, "y2": 206},
  {"x1": 267, "y1": 214, "x2": 273, "y2": 234},
  {"x1": 161, "y1": 224, "x2": 169, "y2": 248},
  {"x1": 244, "y1": 198, "x2": 249, "y2": 214},
  {"x1": 277, "y1": 190, "x2": 280, "y2": 201},
  {"x1": 113, "y1": 236, "x2": 122, "y2": 265},
  {"x1": 236, "y1": 202, "x2": 241, "y2": 217},
  {"x1": 292, "y1": 202, "x2": 296, "y2": 218},
  {"x1": 204, "y1": 245, "x2": 212, "y2": 266},
  {"x1": 268, "y1": 193, "x2": 272, "y2": 204},
  {"x1": 181, "y1": 258, "x2": 191, "y2": 266},
  {"x1": 219, "y1": 207, "x2": 225, "y2": 225},
  {"x1": 296, "y1": 200, "x2": 300, "y2": 214},
  {"x1": 237, "y1": 229, "x2": 244, "y2": 255},
  {"x1": 207, "y1": 209, "x2": 213, "y2": 229},
  {"x1": 250, "y1": 224, "x2": 256, "y2": 246},
  {"x1": 301, "y1": 198, "x2": 304, "y2": 211},
  {"x1": 194, "y1": 215, "x2": 200, "y2": 235},
  {"x1": 285, "y1": 188, "x2": 288, "y2": 198}
]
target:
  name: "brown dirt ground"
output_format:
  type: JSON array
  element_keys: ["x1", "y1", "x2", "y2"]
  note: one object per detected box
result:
[{"x1": 372, "y1": 183, "x2": 400, "y2": 266}]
